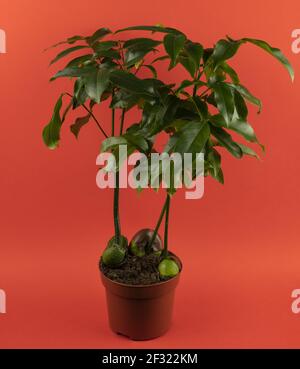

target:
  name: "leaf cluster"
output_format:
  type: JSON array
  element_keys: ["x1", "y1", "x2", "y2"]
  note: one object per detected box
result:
[{"x1": 43, "y1": 25, "x2": 294, "y2": 187}]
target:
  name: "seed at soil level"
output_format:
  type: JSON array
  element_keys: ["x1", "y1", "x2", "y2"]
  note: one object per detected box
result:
[
  {"x1": 102, "y1": 245, "x2": 126, "y2": 267},
  {"x1": 158, "y1": 258, "x2": 179, "y2": 278}
]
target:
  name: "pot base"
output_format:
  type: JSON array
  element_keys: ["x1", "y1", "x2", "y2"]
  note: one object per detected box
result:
[{"x1": 101, "y1": 260, "x2": 181, "y2": 341}]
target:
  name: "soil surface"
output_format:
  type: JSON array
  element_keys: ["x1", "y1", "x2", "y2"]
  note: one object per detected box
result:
[{"x1": 100, "y1": 253, "x2": 162, "y2": 285}]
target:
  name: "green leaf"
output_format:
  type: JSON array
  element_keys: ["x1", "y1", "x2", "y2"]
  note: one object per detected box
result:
[
  {"x1": 46, "y1": 35, "x2": 85, "y2": 50},
  {"x1": 185, "y1": 41, "x2": 203, "y2": 70},
  {"x1": 123, "y1": 133, "x2": 148, "y2": 152},
  {"x1": 220, "y1": 62, "x2": 240, "y2": 84},
  {"x1": 125, "y1": 50, "x2": 152, "y2": 67},
  {"x1": 190, "y1": 96, "x2": 208, "y2": 119},
  {"x1": 65, "y1": 54, "x2": 94, "y2": 68},
  {"x1": 110, "y1": 89, "x2": 141, "y2": 110},
  {"x1": 210, "y1": 125, "x2": 243, "y2": 158},
  {"x1": 42, "y1": 95, "x2": 63, "y2": 149},
  {"x1": 83, "y1": 67, "x2": 110, "y2": 103},
  {"x1": 242, "y1": 38, "x2": 294, "y2": 81},
  {"x1": 95, "y1": 48, "x2": 120, "y2": 59},
  {"x1": 101, "y1": 136, "x2": 128, "y2": 152},
  {"x1": 70, "y1": 114, "x2": 91, "y2": 138},
  {"x1": 72, "y1": 78, "x2": 88, "y2": 108},
  {"x1": 86, "y1": 28, "x2": 111, "y2": 46},
  {"x1": 233, "y1": 90, "x2": 248, "y2": 119},
  {"x1": 175, "y1": 80, "x2": 206, "y2": 95},
  {"x1": 50, "y1": 65, "x2": 95, "y2": 81},
  {"x1": 49, "y1": 45, "x2": 89, "y2": 65},
  {"x1": 92, "y1": 40, "x2": 118, "y2": 52},
  {"x1": 109, "y1": 70, "x2": 155, "y2": 96},
  {"x1": 124, "y1": 38, "x2": 161, "y2": 67},
  {"x1": 163, "y1": 33, "x2": 186, "y2": 68},
  {"x1": 178, "y1": 55, "x2": 196, "y2": 77},
  {"x1": 124, "y1": 37, "x2": 161, "y2": 49},
  {"x1": 116, "y1": 25, "x2": 184, "y2": 35},
  {"x1": 228, "y1": 83, "x2": 262, "y2": 113},
  {"x1": 211, "y1": 39, "x2": 241, "y2": 67},
  {"x1": 211, "y1": 81, "x2": 234, "y2": 124},
  {"x1": 165, "y1": 120, "x2": 210, "y2": 155},
  {"x1": 205, "y1": 147, "x2": 224, "y2": 184},
  {"x1": 237, "y1": 142, "x2": 260, "y2": 159},
  {"x1": 210, "y1": 114, "x2": 257, "y2": 142}
]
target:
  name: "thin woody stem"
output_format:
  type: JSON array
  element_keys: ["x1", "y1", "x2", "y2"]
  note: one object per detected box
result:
[{"x1": 65, "y1": 93, "x2": 108, "y2": 138}]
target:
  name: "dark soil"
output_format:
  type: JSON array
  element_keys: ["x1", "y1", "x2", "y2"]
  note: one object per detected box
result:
[{"x1": 100, "y1": 253, "x2": 162, "y2": 285}]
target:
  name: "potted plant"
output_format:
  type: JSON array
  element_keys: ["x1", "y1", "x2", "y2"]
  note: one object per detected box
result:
[{"x1": 42, "y1": 25, "x2": 293, "y2": 340}]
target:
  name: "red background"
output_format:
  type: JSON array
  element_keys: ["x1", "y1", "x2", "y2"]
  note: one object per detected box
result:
[{"x1": 0, "y1": 0, "x2": 300, "y2": 348}]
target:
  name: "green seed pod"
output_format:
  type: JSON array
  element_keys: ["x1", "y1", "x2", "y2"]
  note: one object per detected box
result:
[
  {"x1": 158, "y1": 258, "x2": 180, "y2": 278},
  {"x1": 102, "y1": 244, "x2": 126, "y2": 267}
]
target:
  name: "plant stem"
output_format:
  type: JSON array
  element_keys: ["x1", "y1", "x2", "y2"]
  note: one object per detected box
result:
[
  {"x1": 147, "y1": 195, "x2": 169, "y2": 253},
  {"x1": 111, "y1": 91, "x2": 115, "y2": 136},
  {"x1": 192, "y1": 84, "x2": 197, "y2": 97},
  {"x1": 119, "y1": 109, "x2": 125, "y2": 135},
  {"x1": 114, "y1": 171, "x2": 121, "y2": 244},
  {"x1": 113, "y1": 109, "x2": 126, "y2": 244},
  {"x1": 162, "y1": 194, "x2": 171, "y2": 258},
  {"x1": 65, "y1": 93, "x2": 108, "y2": 138}
]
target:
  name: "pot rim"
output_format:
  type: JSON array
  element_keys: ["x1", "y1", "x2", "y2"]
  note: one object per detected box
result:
[{"x1": 100, "y1": 252, "x2": 182, "y2": 289}]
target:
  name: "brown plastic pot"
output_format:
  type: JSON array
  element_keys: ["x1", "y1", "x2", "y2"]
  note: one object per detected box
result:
[{"x1": 100, "y1": 257, "x2": 182, "y2": 340}]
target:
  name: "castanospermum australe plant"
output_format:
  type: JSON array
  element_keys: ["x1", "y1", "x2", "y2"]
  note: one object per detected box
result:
[{"x1": 42, "y1": 25, "x2": 293, "y2": 283}]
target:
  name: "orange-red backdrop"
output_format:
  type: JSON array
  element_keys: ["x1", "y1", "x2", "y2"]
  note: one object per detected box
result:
[{"x1": 0, "y1": 0, "x2": 299, "y2": 348}]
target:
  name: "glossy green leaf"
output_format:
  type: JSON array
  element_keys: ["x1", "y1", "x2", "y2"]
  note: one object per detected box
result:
[
  {"x1": 46, "y1": 35, "x2": 85, "y2": 50},
  {"x1": 205, "y1": 147, "x2": 224, "y2": 184},
  {"x1": 211, "y1": 39, "x2": 241, "y2": 67},
  {"x1": 124, "y1": 37, "x2": 161, "y2": 49},
  {"x1": 110, "y1": 89, "x2": 141, "y2": 110},
  {"x1": 237, "y1": 142, "x2": 260, "y2": 159},
  {"x1": 210, "y1": 125, "x2": 243, "y2": 158},
  {"x1": 163, "y1": 33, "x2": 186, "y2": 68},
  {"x1": 228, "y1": 83, "x2": 262, "y2": 113},
  {"x1": 242, "y1": 38, "x2": 294, "y2": 81},
  {"x1": 124, "y1": 38, "x2": 161, "y2": 67},
  {"x1": 92, "y1": 41, "x2": 118, "y2": 52},
  {"x1": 95, "y1": 48, "x2": 120, "y2": 59},
  {"x1": 84, "y1": 67, "x2": 110, "y2": 103},
  {"x1": 175, "y1": 80, "x2": 206, "y2": 94},
  {"x1": 72, "y1": 78, "x2": 88, "y2": 108},
  {"x1": 42, "y1": 95, "x2": 63, "y2": 149},
  {"x1": 178, "y1": 55, "x2": 196, "y2": 77},
  {"x1": 220, "y1": 62, "x2": 240, "y2": 84},
  {"x1": 190, "y1": 96, "x2": 208, "y2": 119},
  {"x1": 210, "y1": 114, "x2": 257, "y2": 142},
  {"x1": 116, "y1": 25, "x2": 184, "y2": 35},
  {"x1": 49, "y1": 45, "x2": 89, "y2": 65},
  {"x1": 109, "y1": 70, "x2": 155, "y2": 96},
  {"x1": 65, "y1": 54, "x2": 94, "y2": 68},
  {"x1": 86, "y1": 28, "x2": 111, "y2": 45},
  {"x1": 233, "y1": 90, "x2": 248, "y2": 119},
  {"x1": 101, "y1": 136, "x2": 128, "y2": 152},
  {"x1": 70, "y1": 114, "x2": 91, "y2": 138},
  {"x1": 211, "y1": 81, "x2": 234, "y2": 124},
  {"x1": 50, "y1": 65, "x2": 95, "y2": 81},
  {"x1": 123, "y1": 133, "x2": 148, "y2": 152},
  {"x1": 125, "y1": 49, "x2": 151, "y2": 67},
  {"x1": 185, "y1": 41, "x2": 203, "y2": 70},
  {"x1": 165, "y1": 120, "x2": 210, "y2": 155}
]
